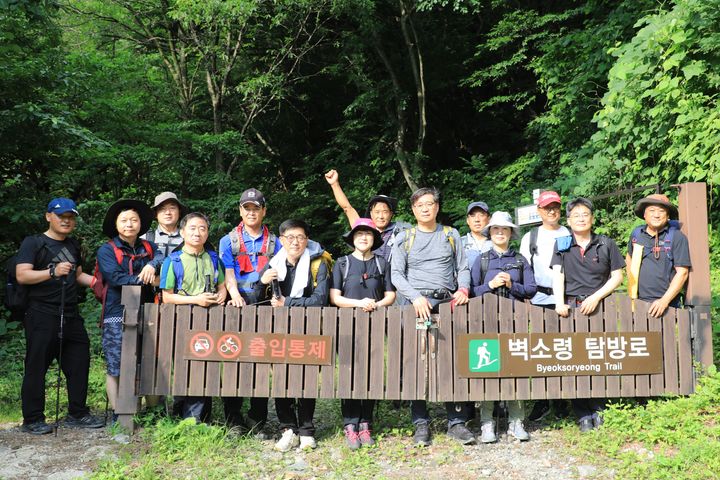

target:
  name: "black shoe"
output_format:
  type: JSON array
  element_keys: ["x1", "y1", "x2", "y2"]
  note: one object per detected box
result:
[
  {"x1": 578, "y1": 418, "x2": 594, "y2": 433},
  {"x1": 413, "y1": 423, "x2": 431, "y2": 446},
  {"x1": 21, "y1": 421, "x2": 53, "y2": 435},
  {"x1": 528, "y1": 401, "x2": 551, "y2": 422},
  {"x1": 592, "y1": 412, "x2": 604, "y2": 428},
  {"x1": 447, "y1": 423, "x2": 476, "y2": 445},
  {"x1": 64, "y1": 413, "x2": 105, "y2": 429}
]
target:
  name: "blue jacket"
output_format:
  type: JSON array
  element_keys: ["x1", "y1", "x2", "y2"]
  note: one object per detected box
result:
[
  {"x1": 97, "y1": 236, "x2": 158, "y2": 319},
  {"x1": 470, "y1": 248, "x2": 537, "y2": 300}
]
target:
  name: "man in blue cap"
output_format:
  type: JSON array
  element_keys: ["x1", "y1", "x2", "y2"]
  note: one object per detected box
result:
[
  {"x1": 462, "y1": 201, "x2": 492, "y2": 271},
  {"x1": 15, "y1": 198, "x2": 104, "y2": 434}
]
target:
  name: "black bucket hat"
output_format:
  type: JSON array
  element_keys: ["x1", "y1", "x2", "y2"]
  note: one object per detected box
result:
[
  {"x1": 342, "y1": 218, "x2": 384, "y2": 249},
  {"x1": 102, "y1": 199, "x2": 154, "y2": 238},
  {"x1": 365, "y1": 194, "x2": 398, "y2": 217}
]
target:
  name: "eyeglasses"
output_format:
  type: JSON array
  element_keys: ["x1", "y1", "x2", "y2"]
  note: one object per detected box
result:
[
  {"x1": 569, "y1": 213, "x2": 591, "y2": 220},
  {"x1": 540, "y1": 205, "x2": 561, "y2": 212},
  {"x1": 413, "y1": 201, "x2": 436, "y2": 209},
  {"x1": 158, "y1": 205, "x2": 179, "y2": 213},
  {"x1": 282, "y1": 234, "x2": 307, "y2": 243}
]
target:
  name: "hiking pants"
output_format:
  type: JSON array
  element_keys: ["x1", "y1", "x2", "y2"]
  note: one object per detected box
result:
[
  {"x1": 341, "y1": 399, "x2": 375, "y2": 427},
  {"x1": 275, "y1": 398, "x2": 316, "y2": 436},
  {"x1": 222, "y1": 397, "x2": 268, "y2": 426},
  {"x1": 21, "y1": 307, "x2": 91, "y2": 424}
]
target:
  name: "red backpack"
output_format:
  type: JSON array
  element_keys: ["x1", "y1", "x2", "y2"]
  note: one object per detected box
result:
[{"x1": 92, "y1": 240, "x2": 154, "y2": 320}]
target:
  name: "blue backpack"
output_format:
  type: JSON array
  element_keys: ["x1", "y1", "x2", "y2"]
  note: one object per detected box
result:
[{"x1": 168, "y1": 250, "x2": 220, "y2": 294}]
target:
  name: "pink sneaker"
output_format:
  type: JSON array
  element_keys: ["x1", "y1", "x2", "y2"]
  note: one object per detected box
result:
[
  {"x1": 344, "y1": 424, "x2": 361, "y2": 450},
  {"x1": 358, "y1": 422, "x2": 375, "y2": 447}
]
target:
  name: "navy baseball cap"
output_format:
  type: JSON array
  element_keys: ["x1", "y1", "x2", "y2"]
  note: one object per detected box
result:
[
  {"x1": 466, "y1": 201, "x2": 489, "y2": 215},
  {"x1": 47, "y1": 198, "x2": 79, "y2": 216}
]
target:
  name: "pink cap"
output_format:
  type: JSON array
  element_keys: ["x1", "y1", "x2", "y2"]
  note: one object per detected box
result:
[{"x1": 537, "y1": 190, "x2": 562, "y2": 208}]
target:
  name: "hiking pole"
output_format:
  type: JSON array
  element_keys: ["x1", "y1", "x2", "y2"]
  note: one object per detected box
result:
[{"x1": 54, "y1": 275, "x2": 67, "y2": 437}]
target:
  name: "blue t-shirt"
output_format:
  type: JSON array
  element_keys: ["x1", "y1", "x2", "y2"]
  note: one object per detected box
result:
[{"x1": 218, "y1": 226, "x2": 282, "y2": 293}]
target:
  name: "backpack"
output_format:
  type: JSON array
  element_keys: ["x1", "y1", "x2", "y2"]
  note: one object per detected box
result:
[
  {"x1": 167, "y1": 250, "x2": 220, "y2": 294},
  {"x1": 3, "y1": 235, "x2": 51, "y2": 314},
  {"x1": 403, "y1": 225, "x2": 457, "y2": 255},
  {"x1": 629, "y1": 220, "x2": 680, "y2": 281},
  {"x1": 310, "y1": 251, "x2": 334, "y2": 288},
  {"x1": 528, "y1": 227, "x2": 573, "y2": 271},
  {"x1": 477, "y1": 251, "x2": 524, "y2": 286},
  {"x1": 336, "y1": 254, "x2": 385, "y2": 291},
  {"x1": 229, "y1": 227, "x2": 277, "y2": 261},
  {"x1": 91, "y1": 239, "x2": 154, "y2": 319}
]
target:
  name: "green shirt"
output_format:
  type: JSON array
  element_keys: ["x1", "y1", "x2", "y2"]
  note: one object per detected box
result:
[{"x1": 160, "y1": 247, "x2": 225, "y2": 296}]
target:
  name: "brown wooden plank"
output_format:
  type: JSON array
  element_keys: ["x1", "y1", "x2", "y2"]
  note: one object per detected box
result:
[
  {"x1": 270, "y1": 307, "x2": 289, "y2": 398},
  {"x1": 401, "y1": 306, "x2": 417, "y2": 400},
  {"x1": 648, "y1": 308, "x2": 664, "y2": 396},
  {"x1": 254, "y1": 306, "x2": 273, "y2": 397},
  {"x1": 237, "y1": 306, "x2": 257, "y2": 397},
  {"x1": 286, "y1": 307, "x2": 305, "y2": 398},
  {"x1": 677, "y1": 307, "x2": 694, "y2": 394},
  {"x1": 544, "y1": 307, "x2": 561, "y2": 400},
  {"x1": 203, "y1": 306, "x2": 223, "y2": 396},
  {"x1": 116, "y1": 286, "x2": 142, "y2": 417},
  {"x1": 465, "y1": 296, "x2": 481, "y2": 401},
  {"x1": 633, "y1": 300, "x2": 650, "y2": 397},
  {"x1": 589, "y1": 301, "x2": 605, "y2": 398},
  {"x1": 529, "y1": 301, "x2": 547, "y2": 400},
  {"x1": 559, "y1": 312, "x2": 575, "y2": 399},
  {"x1": 319, "y1": 307, "x2": 338, "y2": 399},
  {"x1": 617, "y1": 295, "x2": 636, "y2": 397},
  {"x1": 337, "y1": 307, "x2": 354, "y2": 399},
  {"x1": 574, "y1": 309, "x2": 591, "y2": 399},
  {"x1": 603, "y1": 295, "x2": 621, "y2": 398},
  {"x1": 436, "y1": 302, "x2": 454, "y2": 402},
  {"x1": 513, "y1": 301, "x2": 531, "y2": 401},
  {"x1": 172, "y1": 305, "x2": 191, "y2": 396},
  {"x1": 483, "y1": 294, "x2": 499, "y2": 401},
  {"x1": 353, "y1": 309, "x2": 370, "y2": 400},
  {"x1": 304, "y1": 308, "x2": 322, "y2": 398},
  {"x1": 662, "y1": 306, "x2": 679, "y2": 394},
  {"x1": 368, "y1": 308, "x2": 385, "y2": 399},
  {"x1": 385, "y1": 306, "x2": 402, "y2": 400},
  {"x1": 155, "y1": 303, "x2": 175, "y2": 396},
  {"x1": 221, "y1": 306, "x2": 241, "y2": 397},
  {"x1": 499, "y1": 296, "x2": 515, "y2": 400},
  {"x1": 139, "y1": 303, "x2": 158, "y2": 395},
  {"x1": 188, "y1": 307, "x2": 209, "y2": 396}
]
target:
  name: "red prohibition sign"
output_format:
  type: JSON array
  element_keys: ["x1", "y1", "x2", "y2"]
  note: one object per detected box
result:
[
  {"x1": 189, "y1": 333, "x2": 214, "y2": 358},
  {"x1": 217, "y1": 333, "x2": 242, "y2": 359}
]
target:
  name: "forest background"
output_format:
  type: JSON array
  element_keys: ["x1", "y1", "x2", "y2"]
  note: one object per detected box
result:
[{"x1": 1, "y1": 0, "x2": 718, "y2": 351}]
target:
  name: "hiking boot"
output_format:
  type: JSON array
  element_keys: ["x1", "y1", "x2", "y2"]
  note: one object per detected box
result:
[
  {"x1": 21, "y1": 421, "x2": 53, "y2": 435},
  {"x1": 344, "y1": 424, "x2": 361, "y2": 450},
  {"x1": 447, "y1": 423, "x2": 476, "y2": 445},
  {"x1": 275, "y1": 429, "x2": 299, "y2": 452},
  {"x1": 592, "y1": 412, "x2": 604, "y2": 428},
  {"x1": 64, "y1": 413, "x2": 105, "y2": 429},
  {"x1": 413, "y1": 422, "x2": 431, "y2": 447},
  {"x1": 358, "y1": 422, "x2": 375, "y2": 447},
  {"x1": 480, "y1": 421, "x2": 497, "y2": 443},
  {"x1": 507, "y1": 420, "x2": 530, "y2": 441},
  {"x1": 578, "y1": 418, "x2": 594, "y2": 433},
  {"x1": 299, "y1": 435, "x2": 317, "y2": 450},
  {"x1": 528, "y1": 401, "x2": 550, "y2": 422}
]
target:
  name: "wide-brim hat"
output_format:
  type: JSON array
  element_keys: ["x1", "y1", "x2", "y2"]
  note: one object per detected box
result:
[
  {"x1": 102, "y1": 199, "x2": 154, "y2": 238},
  {"x1": 151, "y1": 191, "x2": 188, "y2": 217},
  {"x1": 634, "y1": 194, "x2": 678, "y2": 220},
  {"x1": 342, "y1": 218, "x2": 384, "y2": 249},
  {"x1": 365, "y1": 195, "x2": 398, "y2": 217},
  {"x1": 481, "y1": 211, "x2": 520, "y2": 240}
]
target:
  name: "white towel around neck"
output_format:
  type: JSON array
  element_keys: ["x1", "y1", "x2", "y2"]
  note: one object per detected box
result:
[{"x1": 268, "y1": 248, "x2": 311, "y2": 298}]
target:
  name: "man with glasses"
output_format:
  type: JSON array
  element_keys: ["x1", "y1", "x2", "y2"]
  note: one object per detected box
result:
[
  {"x1": 255, "y1": 219, "x2": 331, "y2": 451},
  {"x1": 218, "y1": 188, "x2": 281, "y2": 433},
  {"x1": 626, "y1": 194, "x2": 690, "y2": 318},
  {"x1": 391, "y1": 187, "x2": 473, "y2": 446},
  {"x1": 551, "y1": 197, "x2": 624, "y2": 432},
  {"x1": 519, "y1": 191, "x2": 571, "y2": 421}
]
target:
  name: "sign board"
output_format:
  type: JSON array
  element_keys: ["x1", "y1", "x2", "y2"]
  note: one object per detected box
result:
[
  {"x1": 184, "y1": 330, "x2": 332, "y2": 365},
  {"x1": 456, "y1": 332, "x2": 662, "y2": 377},
  {"x1": 515, "y1": 204, "x2": 541, "y2": 226}
]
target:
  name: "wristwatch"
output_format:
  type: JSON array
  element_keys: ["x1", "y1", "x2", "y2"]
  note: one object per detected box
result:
[{"x1": 49, "y1": 263, "x2": 56, "y2": 279}]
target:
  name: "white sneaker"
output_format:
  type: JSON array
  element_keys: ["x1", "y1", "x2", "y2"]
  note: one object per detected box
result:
[
  {"x1": 480, "y1": 421, "x2": 497, "y2": 443},
  {"x1": 299, "y1": 435, "x2": 317, "y2": 450},
  {"x1": 507, "y1": 419, "x2": 530, "y2": 441},
  {"x1": 275, "y1": 429, "x2": 299, "y2": 452}
]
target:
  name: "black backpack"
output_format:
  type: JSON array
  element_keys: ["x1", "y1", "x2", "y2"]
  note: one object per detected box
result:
[{"x1": 4, "y1": 235, "x2": 51, "y2": 315}]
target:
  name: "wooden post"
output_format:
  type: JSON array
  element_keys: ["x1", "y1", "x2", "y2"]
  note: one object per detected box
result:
[
  {"x1": 116, "y1": 286, "x2": 143, "y2": 431},
  {"x1": 676, "y1": 182, "x2": 713, "y2": 369}
]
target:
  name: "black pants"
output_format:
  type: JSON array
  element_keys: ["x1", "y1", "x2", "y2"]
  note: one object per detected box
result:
[
  {"x1": 21, "y1": 307, "x2": 91, "y2": 424},
  {"x1": 222, "y1": 397, "x2": 269, "y2": 425},
  {"x1": 341, "y1": 399, "x2": 375, "y2": 426},
  {"x1": 174, "y1": 396, "x2": 212, "y2": 422},
  {"x1": 275, "y1": 398, "x2": 316, "y2": 436},
  {"x1": 572, "y1": 398, "x2": 606, "y2": 422}
]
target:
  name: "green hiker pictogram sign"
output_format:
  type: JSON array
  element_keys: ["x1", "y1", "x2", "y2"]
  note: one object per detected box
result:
[{"x1": 468, "y1": 339, "x2": 500, "y2": 373}]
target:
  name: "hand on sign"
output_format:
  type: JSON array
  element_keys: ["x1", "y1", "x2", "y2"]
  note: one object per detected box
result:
[
  {"x1": 412, "y1": 296, "x2": 432, "y2": 320},
  {"x1": 357, "y1": 298, "x2": 377, "y2": 312},
  {"x1": 270, "y1": 295, "x2": 285, "y2": 307},
  {"x1": 555, "y1": 304, "x2": 570, "y2": 318},
  {"x1": 579, "y1": 295, "x2": 600, "y2": 316},
  {"x1": 647, "y1": 298, "x2": 669, "y2": 318},
  {"x1": 138, "y1": 264, "x2": 156, "y2": 285},
  {"x1": 196, "y1": 292, "x2": 219, "y2": 307}
]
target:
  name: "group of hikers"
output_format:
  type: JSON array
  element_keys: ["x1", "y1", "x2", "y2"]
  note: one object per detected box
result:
[{"x1": 15, "y1": 169, "x2": 691, "y2": 452}]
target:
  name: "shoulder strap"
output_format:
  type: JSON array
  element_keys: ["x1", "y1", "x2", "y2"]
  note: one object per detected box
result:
[
  {"x1": 374, "y1": 255, "x2": 383, "y2": 275},
  {"x1": 340, "y1": 255, "x2": 350, "y2": 290},
  {"x1": 529, "y1": 227, "x2": 539, "y2": 270},
  {"x1": 141, "y1": 239, "x2": 154, "y2": 259},
  {"x1": 479, "y1": 251, "x2": 491, "y2": 286},
  {"x1": 208, "y1": 250, "x2": 220, "y2": 282},
  {"x1": 267, "y1": 234, "x2": 277, "y2": 258},
  {"x1": 169, "y1": 251, "x2": 184, "y2": 293},
  {"x1": 404, "y1": 227, "x2": 417, "y2": 253},
  {"x1": 442, "y1": 225, "x2": 456, "y2": 255},
  {"x1": 109, "y1": 240, "x2": 124, "y2": 265},
  {"x1": 145, "y1": 229, "x2": 155, "y2": 244},
  {"x1": 229, "y1": 228, "x2": 240, "y2": 257}
]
